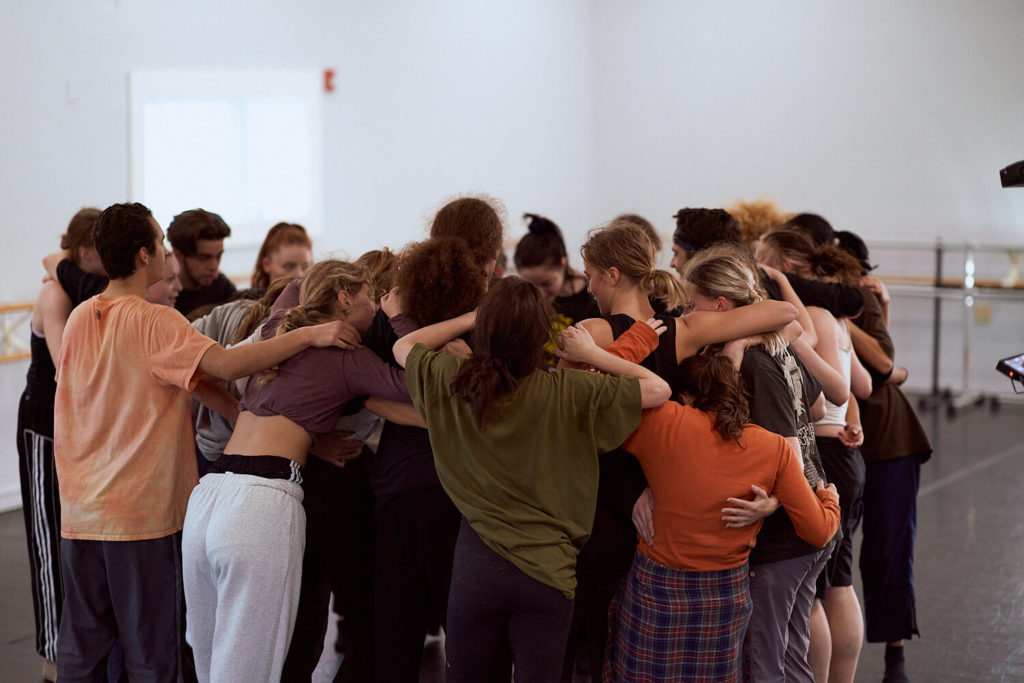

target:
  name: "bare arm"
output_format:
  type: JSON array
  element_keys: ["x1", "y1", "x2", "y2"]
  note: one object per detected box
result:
[
  {"x1": 848, "y1": 321, "x2": 894, "y2": 375},
  {"x1": 861, "y1": 275, "x2": 891, "y2": 327},
  {"x1": 366, "y1": 396, "x2": 427, "y2": 428},
  {"x1": 721, "y1": 485, "x2": 781, "y2": 528},
  {"x1": 309, "y1": 430, "x2": 364, "y2": 469},
  {"x1": 849, "y1": 346, "x2": 873, "y2": 400},
  {"x1": 393, "y1": 311, "x2": 477, "y2": 368},
  {"x1": 198, "y1": 320, "x2": 355, "y2": 380},
  {"x1": 838, "y1": 393, "x2": 865, "y2": 447},
  {"x1": 555, "y1": 317, "x2": 615, "y2": 370},
  {"x1": 190, "y1": 380, "x2": 240, "y2": 424},
  {"x1": 761, "y1": 264, "x2": 817, "y2": 348},
  {"x1": 789, "y1": 335, "x2": 848, "y2": 406},
  {"x1": 42, "y1": 250, "x2": 69, "y2": 283},
  {"x1": 37, "y1": 281, "x2": 73, "y2": 367},
  {"x1": 677, "y1": 300, "x2": 798, "y2": 359},
  {"x1": 558, "y1": 325, "x2": 670, "y2": 409},
  {"x1": 796, "y1": 307, "x2": 850, "y2": 405}
]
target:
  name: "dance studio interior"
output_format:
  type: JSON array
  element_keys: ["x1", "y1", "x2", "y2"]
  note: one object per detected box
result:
[{"x1": 1, "y1": 1, "x2": 1023, "y2": 681}]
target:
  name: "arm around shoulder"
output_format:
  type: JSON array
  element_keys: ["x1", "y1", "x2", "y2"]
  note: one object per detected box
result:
[
  {"x1": 393, "y1": 311, "x2": 476, "y2": 368},
  {"x1": 198, "y1": 321, "x2": 349, "y2": 380}
]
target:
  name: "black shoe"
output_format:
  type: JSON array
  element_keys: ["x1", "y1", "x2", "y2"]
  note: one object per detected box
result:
[{"x1": 883, "y1": 645, "x2": 909, "y2": 682}]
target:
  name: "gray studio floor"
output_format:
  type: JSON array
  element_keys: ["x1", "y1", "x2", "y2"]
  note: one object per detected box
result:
[{"x1": 3, "y1": 396, "x2": 1024, "y2": 681}]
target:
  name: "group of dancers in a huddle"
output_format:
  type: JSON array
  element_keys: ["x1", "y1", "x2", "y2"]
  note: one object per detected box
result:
[{"x1": 17, "y1": 196, "x2": 930, "y2": 682}]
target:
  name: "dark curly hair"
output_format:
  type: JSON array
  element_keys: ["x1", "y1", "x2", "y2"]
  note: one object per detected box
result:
[
  {"x1": 396, "y1": 237, "x2": 488, "y2": 326},
  {"x1": 429, "y1": 195, "x2": 504, "y2": 273},
  {"x1": 672, "y1": 208, "x2": 741, "y2": 254},
  {"x1": 93, "y1": 203, "x2": 157, "y2": 280}
]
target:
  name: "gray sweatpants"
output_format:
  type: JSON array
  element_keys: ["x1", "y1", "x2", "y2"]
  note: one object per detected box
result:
[
  {"x1": 182, "y1": 472, "x2": 305, "y2": 683},
  {"x1": 741, "y1": 544, "x2": 832, "y2": 683}
]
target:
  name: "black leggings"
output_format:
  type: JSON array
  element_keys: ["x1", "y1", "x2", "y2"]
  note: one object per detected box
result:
[{"x1": 445, "y1": 518, "x2": 574, "y2": 683}]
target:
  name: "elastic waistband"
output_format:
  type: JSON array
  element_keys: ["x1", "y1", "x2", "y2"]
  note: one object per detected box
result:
[{"x1": 209, "y1": 454, "x2": 303, "y2": 485}]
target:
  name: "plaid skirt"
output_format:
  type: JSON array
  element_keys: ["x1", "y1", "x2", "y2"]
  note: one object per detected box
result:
[{"x1": 604, "y1": 552, "x2": 752, "y2": 682}]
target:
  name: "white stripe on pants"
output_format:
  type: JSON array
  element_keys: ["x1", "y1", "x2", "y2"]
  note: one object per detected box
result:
[
  {"x1": 20, "y1": 427, "x2": 61, "y2": 661},
  {"x1": 182, "y1": 472, "x2": 305, "y2": 683}
]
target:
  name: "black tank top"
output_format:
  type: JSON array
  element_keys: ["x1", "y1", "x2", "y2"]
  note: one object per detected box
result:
[
  {"x1": 24, "y1": 330, "x2": 57, "y2": 400},
  {"x1": 595, "y1": 313, "x2": 679, "y2": 522},
  {"x1": 604, "y1": 313, "x2": 678, "y2": 380}
]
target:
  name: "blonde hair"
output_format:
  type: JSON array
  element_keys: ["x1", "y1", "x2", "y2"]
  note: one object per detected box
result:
[
  {"x1": 257, "y1": 259, "x2": 370, "y2": 385},
  {"x1": 680, "y1": 243, "x2": 788, "y2": 356},
  {"x1": 355, "y1": 248, "x2": 398, "y2": 301},
  {"x1": 726, "y1": 198, "x2": 793, "y2": 251},
  {"x1": 580, "y1": 221, "x2": 686, "y2": 311}
]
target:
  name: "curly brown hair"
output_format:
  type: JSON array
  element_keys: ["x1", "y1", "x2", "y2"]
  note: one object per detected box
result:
[
  {"x1": 429, "y1": 195, "x2": 505, "y2": 273},
  {"x1": 396, "y1": 237, "x2": 488, "y2": 326}
]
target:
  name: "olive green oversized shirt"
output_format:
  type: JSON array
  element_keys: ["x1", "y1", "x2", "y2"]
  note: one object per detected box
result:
[{"x1": 405, "y1": 343, "x2": 641, "y2": 598}]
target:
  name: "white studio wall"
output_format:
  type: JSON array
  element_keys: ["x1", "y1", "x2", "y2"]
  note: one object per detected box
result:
[{"x1": 591, "y1": 0, "x2": 1024, "y2": 244}]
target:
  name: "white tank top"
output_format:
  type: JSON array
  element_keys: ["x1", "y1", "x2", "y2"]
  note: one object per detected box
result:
[{"x1": 815, "y1": 321, "x2": 852, "y2": 428}]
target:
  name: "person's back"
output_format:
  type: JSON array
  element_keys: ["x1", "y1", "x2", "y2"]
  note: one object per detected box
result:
[
  {"x1": 53, "y1": 202, "x2": 218, "y2": 682},
  {"x1": 57, "y1": 295, "x2": 210, "y2": 538},
  {"x1": 624, "y1": 403, "x2": 836, "y2": 570},
  {"x1": 603, "y1": 325, "x2": 837, "y2": 683}
]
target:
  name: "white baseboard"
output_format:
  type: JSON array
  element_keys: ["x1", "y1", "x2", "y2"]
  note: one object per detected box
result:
[{"x1": 0, "y1": 485, "x2": 23, "y2": 514}]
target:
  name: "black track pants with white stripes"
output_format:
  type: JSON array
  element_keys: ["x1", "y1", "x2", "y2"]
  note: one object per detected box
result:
[{"x1": 17, "y1": 388, "x2": 63, "y2": 662}]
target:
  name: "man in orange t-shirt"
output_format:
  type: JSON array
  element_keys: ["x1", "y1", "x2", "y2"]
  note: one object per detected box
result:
[{"x1": 54, "y1": 203, "x2": 354, "y2": 682}]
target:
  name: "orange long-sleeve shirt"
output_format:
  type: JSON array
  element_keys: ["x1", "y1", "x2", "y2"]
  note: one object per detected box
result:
[{"x1": 608, "y1": 322, "x2": 841, "y2": 572}]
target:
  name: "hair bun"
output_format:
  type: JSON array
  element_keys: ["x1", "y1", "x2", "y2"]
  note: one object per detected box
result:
[{"x1": 524, "y1": 213, "x2": 562, "y2": 238}]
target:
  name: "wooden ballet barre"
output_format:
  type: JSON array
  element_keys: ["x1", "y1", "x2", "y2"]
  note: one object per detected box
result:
[
  {"x1": 0, "y1": 299, "x2": 34, "y2": 365},
  {"x1": 881, "y1": 274, "x2": 1024, "y2": 290},
  {"x1": 0, "y1": 300, "x2": 34, "y2": 314}
]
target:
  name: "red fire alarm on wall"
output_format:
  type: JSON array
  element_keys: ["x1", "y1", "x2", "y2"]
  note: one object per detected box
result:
[{"x1": 324, "y1": 69, "x2": 336, "y2": 93}]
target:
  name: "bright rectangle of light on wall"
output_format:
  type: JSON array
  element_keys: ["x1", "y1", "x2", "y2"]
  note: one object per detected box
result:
[{"x1": 128, "y1": 68, "x2": 324, "y2": 246}]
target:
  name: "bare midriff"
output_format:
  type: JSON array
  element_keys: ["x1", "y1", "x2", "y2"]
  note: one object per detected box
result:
[
  {"x1": 223, "y1": 411, "x2": 312, "y2": 467},
  {"x1": 814, "y1": 423, "x2": 845, "y2": 439}
]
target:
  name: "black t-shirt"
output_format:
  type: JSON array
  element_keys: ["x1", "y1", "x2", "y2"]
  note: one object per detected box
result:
[
  {"x1": 742, "y1": 347, "x2": 834, "y2": 565},
  {"x1": 56, "y1": 259, "x2": 107, "y2": 306},
  {"x1": 553, "y1": 277, "x2": 601, "y2": 326},
  {"x1": 175, "y1": 272, "x2": 237, "y2": 318}
]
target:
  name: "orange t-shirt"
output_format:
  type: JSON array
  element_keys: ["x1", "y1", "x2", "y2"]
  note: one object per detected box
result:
[
  {"x1": 607, "y1": 320, "x2": 840, "y2": 572},
  {"x1": 54, "y1": 295, "x2": 216, "y2": 541}
]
